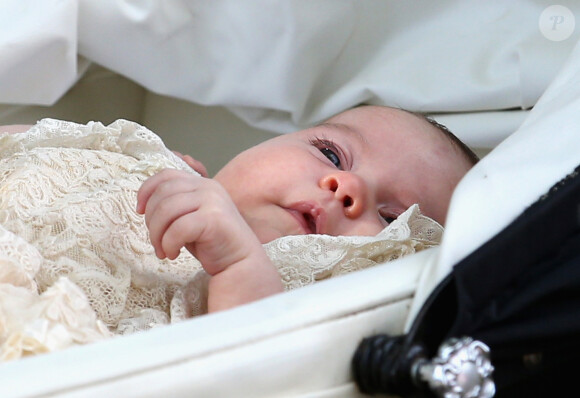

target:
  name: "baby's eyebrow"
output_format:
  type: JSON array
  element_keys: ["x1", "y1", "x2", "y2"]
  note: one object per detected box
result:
[{"x1": 316, "y1": 122, "x2": 369, "y2": 146}]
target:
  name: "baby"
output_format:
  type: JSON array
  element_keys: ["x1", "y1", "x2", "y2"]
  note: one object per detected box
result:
[
  {"x1": 0, "y1": 105, "x2": 476, "y2": 359},
  {"x1": 136, "y1": 105, "x2": 477, "y2": 312}
]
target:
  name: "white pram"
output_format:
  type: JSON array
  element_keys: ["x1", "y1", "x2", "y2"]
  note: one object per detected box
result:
[{"x1": 0, "y1": 2, "x2": 579, "y2": 397}]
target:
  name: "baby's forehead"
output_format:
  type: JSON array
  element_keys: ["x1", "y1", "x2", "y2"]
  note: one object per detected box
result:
[
  {"x1": 330, "y1": 106, "x2": 472, "y2": 167},
  {"x1": 327, "y1": 106, "x2": 441, "y2": 143},
  {"x1": 330, "y1": 106, "x2": 430, "y2": 129},
  {"x1": 331, "y1": 105, "x2": 404, "y2": 118}
]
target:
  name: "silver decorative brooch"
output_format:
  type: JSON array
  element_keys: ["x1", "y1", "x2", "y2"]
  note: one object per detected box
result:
[{"x1": 413, "y1": 337, "x2": 495, "y2": 398}]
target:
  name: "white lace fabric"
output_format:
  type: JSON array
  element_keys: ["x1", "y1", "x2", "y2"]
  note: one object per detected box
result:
[{"x1": 0, "y1": 119, "x2": 443, "y2": 361}]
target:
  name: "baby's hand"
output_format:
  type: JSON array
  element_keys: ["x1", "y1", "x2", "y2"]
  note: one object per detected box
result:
[
  {"x1": 172, "y1": 151, "x2": 208, "y2": 177},
  {"x1": 137, "y1": 169, "x2": 284, "y2": 311},
  {"x1": 136, "y1": 169, "x2": 260, "y2": 275}
]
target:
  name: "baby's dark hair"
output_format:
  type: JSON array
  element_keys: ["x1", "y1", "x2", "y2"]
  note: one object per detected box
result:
[{"x1": 411, "y1": 112, "x2": 480, "y2": 166}]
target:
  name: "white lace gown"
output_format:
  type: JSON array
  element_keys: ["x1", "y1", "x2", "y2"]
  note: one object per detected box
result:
[{"x1": 0, "y1": 119, "x2": 442, "y2": 360}]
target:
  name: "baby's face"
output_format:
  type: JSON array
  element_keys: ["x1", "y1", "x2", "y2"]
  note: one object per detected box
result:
[{"x1": 214, "y1": 106, "x2": 471, "y2": 243}]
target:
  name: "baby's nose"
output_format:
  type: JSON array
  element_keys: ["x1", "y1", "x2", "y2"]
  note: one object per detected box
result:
[{"x1": 320, "y1": 172, "x2": 368, "y2": 219}]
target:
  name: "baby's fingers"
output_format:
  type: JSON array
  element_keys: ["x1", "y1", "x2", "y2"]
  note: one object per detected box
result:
[
  {"x1": 137, "y1": 171, "x2": 170, "y2": 214},
  {"x1": 172, "y1": 151, "x2": 208, "y2": 177},
  {"x1": 137, "y1": 169, "x2": 195, "y2": 214},
  {"x1": 159, "y1": 212, "x2": 205, "y2": 261},
  {"x1": 145, "y1": 191, "x2": 201, "y2": 259}
]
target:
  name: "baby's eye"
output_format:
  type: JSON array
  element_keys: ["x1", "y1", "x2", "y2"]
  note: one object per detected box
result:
[
  {"x1": 382, "y1": 215, "x2": 396, "y2": 224},
  {"x1": 320, "y1": 147, "x2": 341, "y2": 169},
  {"x1": 379, "y1": 211, "x2": 399, "y2": 225},
  {"x1": 310, "y1": 137, "x2": 343, "y2": 170}
]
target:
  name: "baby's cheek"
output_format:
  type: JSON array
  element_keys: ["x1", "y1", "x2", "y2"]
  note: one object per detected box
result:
[
  {"x1": 253, "y1": 224, "x2": 285, "y2": 244},
  {"x1": 341, "y1": 219, "x2": 385, "y2": 237}
]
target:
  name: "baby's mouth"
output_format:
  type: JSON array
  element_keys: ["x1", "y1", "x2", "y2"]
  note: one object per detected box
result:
[
  {"x1": 303, "y1": 212, "x2": 317, "y2": 234},
  {"x1": 286, "y1": 202, "x2": 325, "y2": 235}
]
